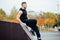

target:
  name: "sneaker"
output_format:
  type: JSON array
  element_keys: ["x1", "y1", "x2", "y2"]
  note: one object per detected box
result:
[
  {"x1": 38, "y1": 39, "x2": 41, "y2": 40},
  {"x1": 38, "y1": 37, "x2": 41, "y2": 40}
]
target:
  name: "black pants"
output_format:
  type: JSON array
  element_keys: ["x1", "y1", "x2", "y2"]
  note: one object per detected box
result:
[{"x1": 23, "y1": 19, "x2": 41, "y2": 38}]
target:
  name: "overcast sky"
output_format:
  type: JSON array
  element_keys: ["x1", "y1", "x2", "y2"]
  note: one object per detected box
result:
[{"x1": 0, "y1": 0, "x2": 60, "y2": 15}]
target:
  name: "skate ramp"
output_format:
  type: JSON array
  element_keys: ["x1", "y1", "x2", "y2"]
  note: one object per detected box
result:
[{"x1": 0, "y1": 21, "x2": 31, "y2": 40}]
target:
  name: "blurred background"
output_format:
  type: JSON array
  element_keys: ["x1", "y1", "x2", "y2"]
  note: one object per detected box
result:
[
  {"x1": 0, "y1": 0, "x2": 60, "y2": 40},
  {"x1": 0, "y1": 0, "x2": 60, "y2": 31}
]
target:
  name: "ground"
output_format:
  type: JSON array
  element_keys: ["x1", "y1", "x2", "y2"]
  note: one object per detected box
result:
[{"x1": 41, "y1": 32, "x2": 60, "y2": 40}]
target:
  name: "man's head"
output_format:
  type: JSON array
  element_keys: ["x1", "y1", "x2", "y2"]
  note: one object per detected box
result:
[{"x1": 21, "y1": 2, "x2": 27, "y2": 9}]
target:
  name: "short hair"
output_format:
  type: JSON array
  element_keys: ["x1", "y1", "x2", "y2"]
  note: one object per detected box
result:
[{"x1": 21, "y1": 2, "x2": 26, "y2": 5}]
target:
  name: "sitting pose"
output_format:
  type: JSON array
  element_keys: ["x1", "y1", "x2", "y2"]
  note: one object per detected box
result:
[{"x1": 18, "y1": 2, "x2": 41, "y2": 40}]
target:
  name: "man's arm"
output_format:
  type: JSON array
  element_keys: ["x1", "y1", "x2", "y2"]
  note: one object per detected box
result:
[
  {"x1": 16, "y1": 10, "x2": 23, "y2": 23},
  {"x1": 18, "y1": 10, "x2": 23, "y2": 17}
]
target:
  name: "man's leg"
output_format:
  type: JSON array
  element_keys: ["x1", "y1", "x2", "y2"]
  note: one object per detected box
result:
[
  {"x1": 29, "y1": 25, "x2": 41, "y2": 38},
  {"x1": 24, "y1": 19, "x2": 41, "y2": 40}
]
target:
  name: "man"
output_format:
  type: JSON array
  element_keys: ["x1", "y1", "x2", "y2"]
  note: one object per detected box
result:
[{"x1": 19, "y1": 2, "x2": 41, "y2": 40}]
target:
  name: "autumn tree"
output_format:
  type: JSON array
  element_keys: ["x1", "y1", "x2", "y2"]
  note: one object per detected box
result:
[
  {"x1": 9, "y1": 7, "x2": 18, "y2": 20},
  {"x1": 0, "y1": 9, "x2": 6, "y2": 21},
  {"x1": 57, "y1": 14, "x2": 60, "y2": 23},
  {"x1": 41, "y1": 12, "x2": 57, "y2": 26}
]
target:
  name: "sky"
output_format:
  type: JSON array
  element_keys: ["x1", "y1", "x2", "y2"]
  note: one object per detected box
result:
[{"x1": 0, "y1": 0, "x2": 60, "y2": 15}]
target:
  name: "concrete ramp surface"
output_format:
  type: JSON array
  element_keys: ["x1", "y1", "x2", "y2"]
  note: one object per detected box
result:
[{"x1": 20, "y1": 23, "x2": 37, "y2": 40}]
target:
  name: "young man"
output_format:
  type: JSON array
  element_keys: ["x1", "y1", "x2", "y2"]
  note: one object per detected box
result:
[{"x1": 19, "y1": 2, "x2": 41, "y2": 40}]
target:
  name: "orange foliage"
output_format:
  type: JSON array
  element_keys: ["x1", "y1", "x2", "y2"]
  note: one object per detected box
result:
[
  {"x1": 37, "y1": 18, "x2": 44, "y2": 26},
  {"x1": 9, "y1": 19, "x2": 20, "y2": 24},
  {"x1": 44, "y1": 18, "x2": 56, "y2": 26},
  {"x1": 37, "y1": 18, "x2": 56, "y2": 26}
]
